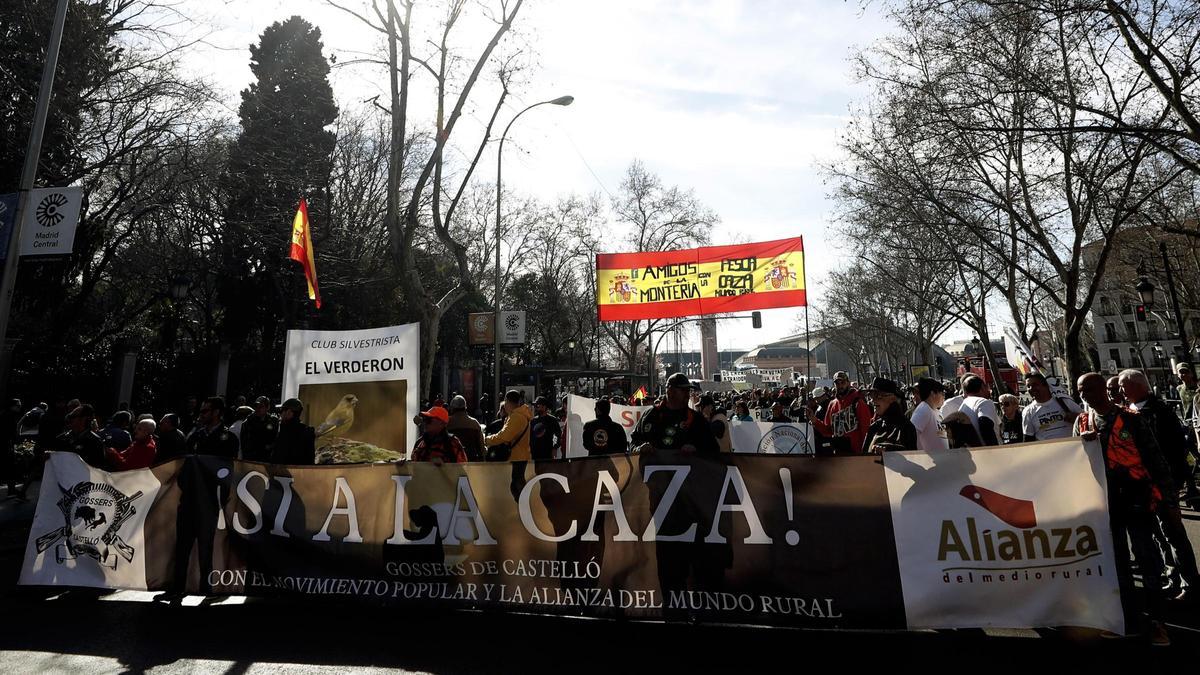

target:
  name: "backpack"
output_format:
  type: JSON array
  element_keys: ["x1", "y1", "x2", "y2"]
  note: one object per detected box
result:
[{"x1": 486, "y1": 416, "x2": 529, "y2": 462}]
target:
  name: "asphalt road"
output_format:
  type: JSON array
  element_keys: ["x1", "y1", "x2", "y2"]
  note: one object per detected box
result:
[{"x1": 1, "y1": 486, "x2": 1199, "y2": 673}]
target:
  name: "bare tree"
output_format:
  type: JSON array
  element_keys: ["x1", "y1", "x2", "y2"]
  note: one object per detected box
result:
[
  {"x1": 601, "y1": 160, "x2": 719, "y2": 374},
  {"x1": 329, "y1": 0, "x2": 529, "y2": 396},
  {"x1": 831, "y1": 0, "x2": 1188, "y2": 385}
]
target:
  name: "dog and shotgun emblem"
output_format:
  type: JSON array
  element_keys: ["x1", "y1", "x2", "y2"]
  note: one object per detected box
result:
[{"x1": 35, "y1": 482, "x2": 143, "y2": 569}]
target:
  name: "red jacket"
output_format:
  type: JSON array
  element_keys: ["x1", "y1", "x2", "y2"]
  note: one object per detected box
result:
[
  {"x1": 810, "y1": 388, "x2": 872, "y2": 455},
  {"x1": 108, "y1": 436, "x2": 157, "y2": 471},
  {"x1": 412, "y1": 432, "x2": 468, "y2": 463}
]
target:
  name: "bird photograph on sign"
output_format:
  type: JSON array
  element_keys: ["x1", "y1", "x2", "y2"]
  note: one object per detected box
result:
[{"x1": 298, "y1": 384, "x2": 406, "y2": 464}]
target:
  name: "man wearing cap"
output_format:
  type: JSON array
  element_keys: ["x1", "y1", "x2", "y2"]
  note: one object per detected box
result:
[
  {"x1": 808, "y1": 371, "x2": 872, "y2": 455},
  {"x1": 412, "y1": 406, "x2": 468, "y2": 465},
  {"x1": 634, "y1": 374, "x2": 726, "y2": 601},
  {"x1": 583, "y1": 398, "x2": 628, "y2": 456},
  {"x1": 485, "y1": 390, "x2": 535, "y2": 499},
  {"x1": 270, "y1": 398, "x2": 316, "y2": 465},
  {"x1": 446, "y1": 395, "x2": 485, "y2": 461},
  {"x1": 631, "y1": 373, "x2": 719, "y2": 455},
  {"x1": 529, "y1": 396, "x2": 562, "y2": 461},
  {"x1": 1178, "y1": 363, "x2": 1198, "y2": 423},
  {"x1": 186, "y1": 397, "x2": 240, "y2": 459},
  {"x1": 910, "y1": 377, "x2": 948, "y2": 451},
  {"x1": 240, "y1": 396, "x2": 279, "y2": 462},
  {"x1": 863, "y1": 378, "x2": 917, "y2": 453}
]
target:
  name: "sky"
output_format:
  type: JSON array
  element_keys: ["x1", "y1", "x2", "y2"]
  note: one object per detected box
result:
[{"x1": 180, "y1": 0, "x2": 977, "y2": 353}]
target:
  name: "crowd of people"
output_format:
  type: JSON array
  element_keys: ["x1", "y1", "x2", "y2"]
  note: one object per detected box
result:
[
  {"x1": 3, "y1": 361, "x2": 1198, "y2": 645},
  {"x1": 0, "y1": 395, "x2": 320, "y2": 500}
]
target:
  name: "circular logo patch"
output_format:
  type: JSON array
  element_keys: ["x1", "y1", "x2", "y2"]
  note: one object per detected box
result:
[{"x1": 758, "y1": 426, "x2": 809, "y2": 454}]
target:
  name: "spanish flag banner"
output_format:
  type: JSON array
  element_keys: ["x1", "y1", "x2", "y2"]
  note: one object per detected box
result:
[
  {"x1": 288, "y1": 199, "x2": 321, "y2": 309},
  {"x1": 596, "y1": 237, "x2": 805, "y2": 322}
]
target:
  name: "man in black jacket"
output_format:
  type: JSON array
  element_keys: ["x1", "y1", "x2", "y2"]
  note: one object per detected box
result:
[
  {"x1": 54, "y1": 404, "x2": 106, "y2": 467},
  {"x1": 271, "y1": 398, "x2": 316, "y2": 465},
  {"x1": 632, "y1": 373, "x2": 724, "y2": 603},
  {"x1": 529, "y1": 396, "x2": 561, "y2": 461},
  {"x1": 582, "y1": 398, "x2": 627, "y2": 456},
  {"x1": 185, "y1": 397, "x2": 239, "y2": 458},
  {"x1": 155, "y1": 413, "x2": 188, "y2": 462},
  {"x1": 239, "y1": 396, "x2": 279, "y2": 462},
  {"x1": 1120, "y1": 368, "x2": 1199, "y2": 600},
  {"x1": 632, "y1": 373, "x2": 718, "y2": 456},
  {"x1": 863, "y1": 378, "x2": 917, "y2": 453},
  {"x1": 1076, "y1": 372, "x2": 1173, "y2": 645}
]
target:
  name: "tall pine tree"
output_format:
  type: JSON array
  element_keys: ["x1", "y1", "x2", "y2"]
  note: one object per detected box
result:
[{"x1": 221, "y1": 15, "x2": 337, "y2": 395}]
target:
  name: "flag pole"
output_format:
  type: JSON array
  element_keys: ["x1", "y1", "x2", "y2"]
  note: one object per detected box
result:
[
  {"x1": 0, "y1": 0, "x2": 70, "y2": 396},
  {"x1": 803, "y1": 236, "x2": 811, "y2": 384}
]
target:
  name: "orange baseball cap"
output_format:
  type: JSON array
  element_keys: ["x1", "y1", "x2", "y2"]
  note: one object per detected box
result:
[{"x1": 419, "y1": 407, "x2": 449, "y2": 424}]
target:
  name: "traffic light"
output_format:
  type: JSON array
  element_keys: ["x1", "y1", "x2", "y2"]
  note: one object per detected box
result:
[
  {"x1": 751, "y1": 311, "x2": 762, "y2": 329},
  {"x1": 1136, "y1": 305, "x2": 1147, "y2": 322}
]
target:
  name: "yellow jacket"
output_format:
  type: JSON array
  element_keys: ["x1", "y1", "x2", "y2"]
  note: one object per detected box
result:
[{"x1": 484, "y1": 404, "x2": 533, "y2": 462}]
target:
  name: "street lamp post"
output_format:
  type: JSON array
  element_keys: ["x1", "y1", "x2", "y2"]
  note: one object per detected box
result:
[
  {"x1": 166, "y1": 274, "x2": 192, "y2": 351},
  {"x1": 1138, "y1": 247, "x2": 1190, "y2": 360},
  {"x1": 494, "y1": 95, "x2": 573, "y2": 406},
  {"x1": 1153, "y1": 341, "x2": 1165, "y2": 388}
]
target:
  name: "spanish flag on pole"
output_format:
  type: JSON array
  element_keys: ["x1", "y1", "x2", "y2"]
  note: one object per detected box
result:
[{"x1": 288, "y1": 199, "x2": 321, "y2": 309}]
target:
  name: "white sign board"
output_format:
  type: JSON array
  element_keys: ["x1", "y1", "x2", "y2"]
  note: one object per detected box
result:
[
  {"x1": 499, "y1": 310, "x2": 525, "y2": 345},
  {"x1": 282, "y1": 324, "x2": 421, "y2": 456},
  {"x1": 883, "y1": 438, "x2": 1123, "y2": 633},
  {"x1": 752, "y1": 368, "x2": 792, "y2": 384},
  {"x1": 565, "y1": 394, "x2": 651, "y2": 458},
  {"x1": 20, "y1": 186, "x2": 83, "y2": 256},
  {"x1": 20, "y1": 452, "x2": 163, "y2": 590},
  {"x1": 729, "y1": 420, "x2": 814, "y2": 454}
]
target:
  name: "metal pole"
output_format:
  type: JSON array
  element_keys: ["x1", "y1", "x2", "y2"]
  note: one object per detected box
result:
[
  {"x1": 0, "y1": 0, "x2": 69, "y2": 394},
  {"x1": 805, "y1": 305, "x2": 811, "y2": 383},
  {"x1": 1160, "y1": 242, "x2": 1190, "y2": 356},
  {"x1": 647, "y1": 322, "x2": 655, "y2": 393},
  {"x1": 493, "y1": 97, "x2": 572, "y2": 407},
  {"x1": 494, "y1": 129, "x2": 504, "y2": 409}
]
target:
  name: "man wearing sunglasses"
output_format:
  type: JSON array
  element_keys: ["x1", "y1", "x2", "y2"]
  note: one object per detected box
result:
[
  {"x1": 632, "y1": 373, "x2": 718, "y2": 455},
  {"x1": 185, "y1": 396, "x2": 239, "y2": 458}
]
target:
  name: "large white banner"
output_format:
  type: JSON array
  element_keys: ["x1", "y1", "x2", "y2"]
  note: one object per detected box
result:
[
  {"x1": 566, "y1": 396, "x2": 814, "y2": 455},
  {"x1": 283, "y1": 324, "x2": 421, "y2": 456},
  {"x1": 883, "y1": 438, "x2": 1123, "y2": 633},
  {"x1": 20, "y1": 453, "x2": 163, "y2": 589},
  {"x1": 565, "y1": 394, "x2": 650, "y2": 457},
  {"x1": 729, "y1": 420, "x2": 814, "y2": 454}
]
